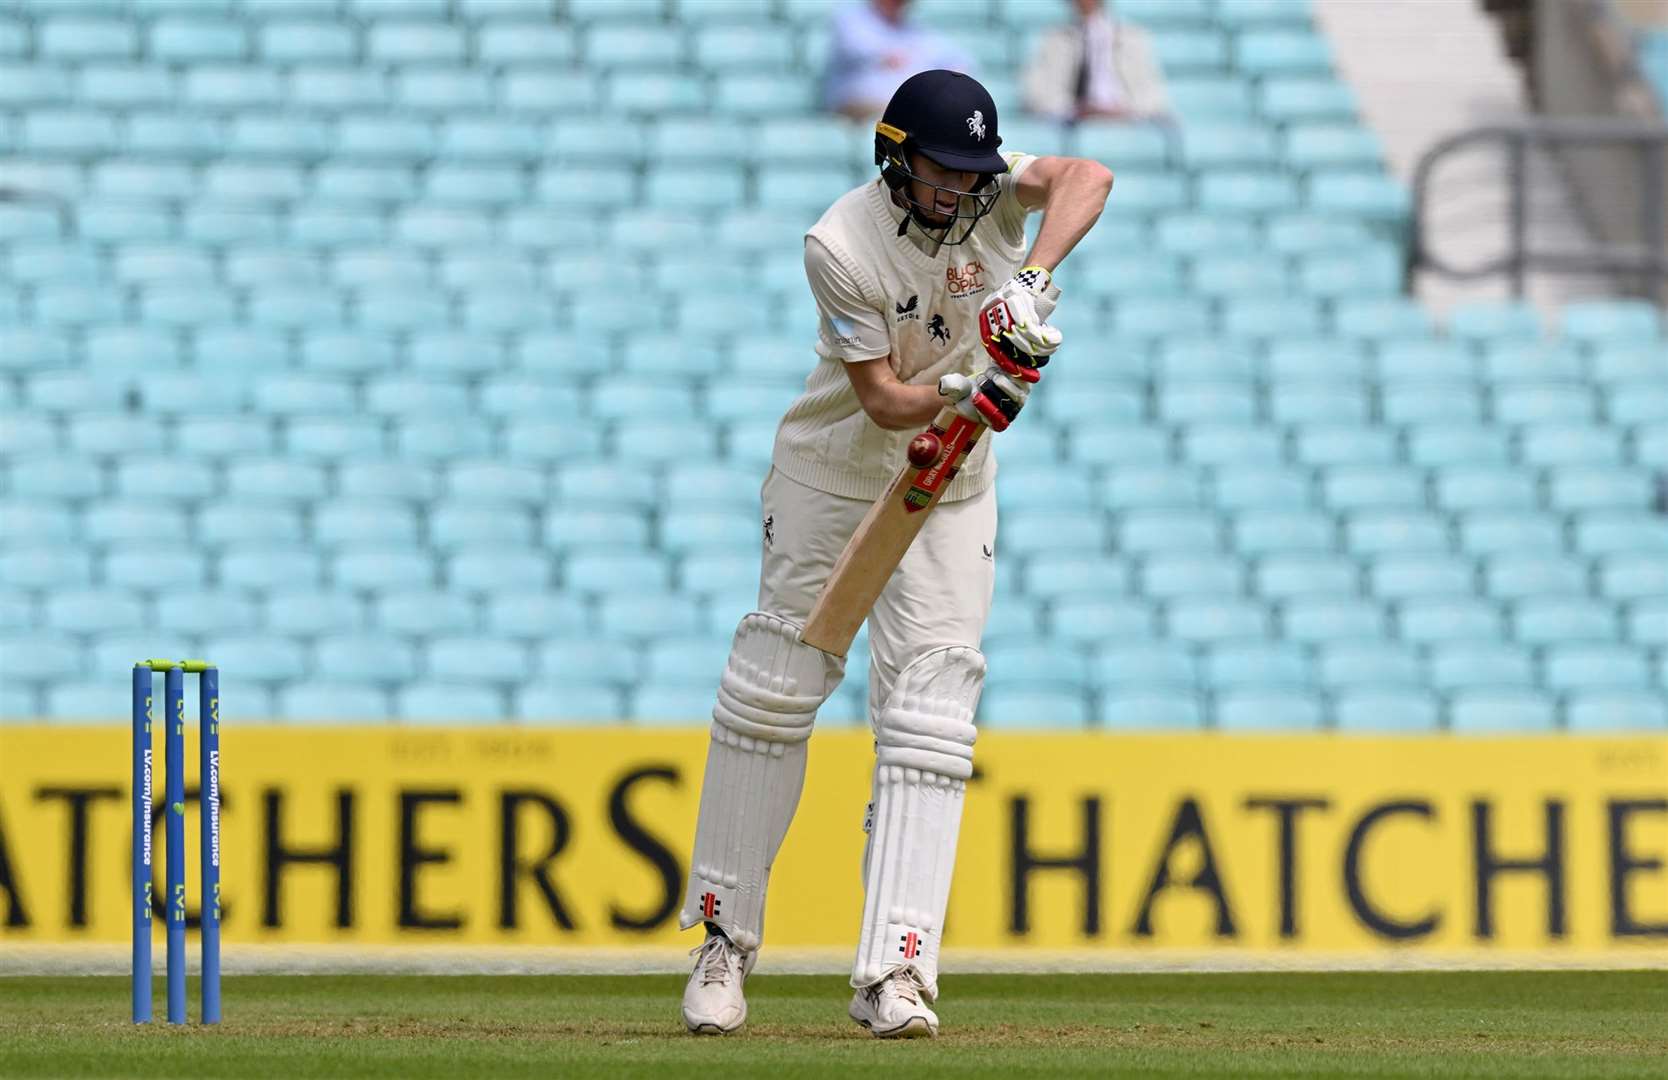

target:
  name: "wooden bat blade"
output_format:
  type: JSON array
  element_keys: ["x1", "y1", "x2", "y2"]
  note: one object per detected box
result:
[{"x1": 800, "y1": 408, "x2": 984, "y2": 655}]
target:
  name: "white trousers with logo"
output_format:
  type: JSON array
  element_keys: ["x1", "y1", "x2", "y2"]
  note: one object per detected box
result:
[{"x1": 757, "y1": 467, "x2": 997, "y2": 716}]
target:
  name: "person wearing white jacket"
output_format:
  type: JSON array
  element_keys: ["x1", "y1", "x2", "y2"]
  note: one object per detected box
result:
[{"x1": 1023, "y1": 0, "x2": 1172, "y2": 123}]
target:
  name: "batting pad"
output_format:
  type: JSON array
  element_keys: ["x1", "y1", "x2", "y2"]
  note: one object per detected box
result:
[
  {"x1": 679, "y1": 612, "x2": 842, "y2": 953},
  {"x1": 852, "y1": 645, "x2": 984, "y2": 997}
]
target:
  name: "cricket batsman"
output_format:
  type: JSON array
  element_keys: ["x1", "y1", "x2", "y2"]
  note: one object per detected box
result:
[{"x1": 678, "y1": 70, "x2": 1114, "y2": 1038}]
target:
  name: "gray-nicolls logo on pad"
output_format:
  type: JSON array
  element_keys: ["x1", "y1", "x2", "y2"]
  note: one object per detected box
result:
[{"x1": 763, "y1": 514, "x2": 774, "y2": 547}]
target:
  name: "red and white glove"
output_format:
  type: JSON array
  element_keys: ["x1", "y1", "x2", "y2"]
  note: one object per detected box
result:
[
  {"x1": 978, "y1": 265, "x2": 1062, "y2": 382},
  {"x1": 938, "y1": 364, "x2": 1032, "y2": 432}
]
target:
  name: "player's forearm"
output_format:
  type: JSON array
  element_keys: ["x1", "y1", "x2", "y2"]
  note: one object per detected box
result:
[
  {"x1": 1023, "y1": 159, "x2": 1115, "y2": 272},
  {"x1": 862, "y1": 380, "x2": 943, "y2": 431}
]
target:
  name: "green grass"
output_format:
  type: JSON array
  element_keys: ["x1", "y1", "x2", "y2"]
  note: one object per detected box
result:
[{"x1": 2, "y1": 972, "x2": 1665, "y2": 1078}]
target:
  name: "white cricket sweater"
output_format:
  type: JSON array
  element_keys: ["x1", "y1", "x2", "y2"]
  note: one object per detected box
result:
[{"x1": 771, "y1": 158, "x2": 1036, "y2": 503}]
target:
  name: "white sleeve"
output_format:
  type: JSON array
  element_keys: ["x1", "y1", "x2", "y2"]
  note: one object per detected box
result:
[
  {"x1": 804, "y1": 236, "x2": 891, "y2": 363},
  {"x1": 991, "y1": 151, "x2": 1040, "y2": 248}
]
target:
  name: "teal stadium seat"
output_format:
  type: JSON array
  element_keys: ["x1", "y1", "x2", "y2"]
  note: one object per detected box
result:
[
  {"x1": 517, "y1": 685, "x2": 627, "y2": 723},
  {"x1": 45, "y1": 588, "x2": 143, "y2": 634},
  {"x1": 1334, "y1": 690, "x2": 1440, "y2": 732},
  {"x1": 1205, "y1": 641, "x2": 1310, "y2": 688},
  {"x1": 1096, "y1": 690, "x2": 1206, "y2": 730},
  {"x1": 1369, "y1": 555, "x2": 1474, "y2": 601},
  {"x1": 1450, "y1": 690, "x2": 1556, "y2": 733},
  {"x1": 334, "y1": 547, "x2": 437, "y2": 591},
  {"x1": 1566, "y1": 693, "x2": 1667, "y2": 731},
  {"x1": 1316, "y1": 642, "x2": 1421, "y2": 690},
  {"x1": 199, "y1": 503, "x2": 304, "y2": 546},
  {"x1": 279, "y1": 683, "x2": 392, "y2": 721},
  {"x1": 1261, "y1": 78, "x2": 1358, "y2": 123},
  {"x1": 267, "y1": 592, "x2": 364, "y2": 635},
  {"x1": 980, "y1": 689, "x2": 1092, "y2": 729},
  {"x1": 315, "y1": 634, "x2": 423, "y2": 684},
  {"x1": 1255, "y1": 553, "x2": 1358, "y2": 600},
  {"x1": 1397, "y1": 598, "x2": 1502, "y2": 645},
  {"x1": 1215, "y1": 689, "x2": 1323, "y2": 730},
  {"x1": 397, "y1": 683, "x2": 505, "y2": 723},
  {"x1": 1281, "y1": 597, "x2": 1385, "y2": 643}
]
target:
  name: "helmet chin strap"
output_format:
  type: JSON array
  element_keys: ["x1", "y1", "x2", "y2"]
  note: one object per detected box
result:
[{"x1": 890, "y1": 187, "x2": 963, "y2": 257}]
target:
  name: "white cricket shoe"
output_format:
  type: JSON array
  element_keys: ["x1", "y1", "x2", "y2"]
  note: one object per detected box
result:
[
  {"x1": 848, "y1": 967, "x2": 938, "y2": 1039},
  {"x1": 681, "y1": 929, "x2": 754, "y2": 1035}
]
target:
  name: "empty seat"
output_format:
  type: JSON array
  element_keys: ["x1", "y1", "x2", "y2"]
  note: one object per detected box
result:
[
  {"x1": 1119, "y1": 510, "x2": 1219, "y2": 553},
  {"x1": 1485, "y1": 555, "x2": 1589, "y2": 600},
  {"x1": 1519, "y1": 424, "x2": 1622, "y2": 466},
  {"x1": 660, "y1": 511, "x2": 757, "y2": 555},
  {"x1": 280, "y1": 683, "x2": 392, "y2": 722},
  {"x1": 1450, "y1": 691, "x2": 1556, "y2": 733},
  {"x1": 397, "y1": 683, "x2": 506, "y2": 723},
  {"x1": 1628, "y1": 600, "x2": 1668, "y2": 646},
  {"x1": 1512, "y1": 598, "x2": 1616, "y2": 644},
  {"x1": 1182, "y1": 424, "x2": 1283, "y2": 465},
  {"x1": 1023, "y1": 556, "x2": 1130, "y2": 601},
  {"x1": 599, "y1": 592, "x2": 701, "y2": 638},
  {"x1": 1333, "y1": 690, "x2": 1441, "y2": 732},
  {"x1": 1140, "y1": 554, "x2": 1245, "y2": 599},
  {"x1": 1213, "y1": 467, "x2": 1312, "y2": 512},
  {"x1": 1316, "y1": 642, "x2": 1422, "y2": 690},
  {"x1": 1166, "y1": 598, "x2": 1269, "y2": 642},
  {"x1": 313, "y1": 504, "x2": 420, "y2": 544},
  {"x1": 567, "y1": 554, "x2": 670, "y2": 594},
  {"x1": 1234, "y1": 510, "x2": 1336, "y2": 556},
  {"x1": 426, "y1": 636, "x2": 532, "y2": 683},
  {"x1": 1428, "y1": 642, "x2": 1534, "y2": 691},
  {"x1": 516, "y1": 684, "x2": 626, "y2": 723},
  {"x1": 1561, "y1": 299, "x2": 1663, "y2": 344},
  {"x1": 980, "y1": 688, "x2": 1091, "y2": 729},
  {"x1": 1398, "y1": 598, "x2": 1501, "y2": 644},
  {"x1": 1544, "y1": 645, "x2": 1651, "y2": 692},
  {"x1": 1345, "y1": 511, "x2": 1449, "y2": 555},
  {"x1": 450, "y1": 547, "x2": 553, "y2": 593},
  {"x1": 1090, "y1": 642, "x2": 1197, "y2": 689},
  {"x1": 1406, "y1": 425, "x2": 1511, "y2": 467},
  {"x1": 1049, "y1": 598, "x2": 1155, "y2": 642},
  {"x1": 1549, "y1": 468, "x2": 1653, "y2": 513},
  {"x1": 1292, "y1": 425, "x2": 1396, "y2": 467},
  {"x1": 1254, "y1": 553, "x2": 1358, "y2": 599},
  {"x1": 546, "y1": 510, "x2": 652, "y2": 553},
  {"x1": 1574, "y1": 512, "x2": 1668, "y2": 556},
  {"x1": 1096, "y1": 691, "x2": 1205, "y2": 730},
  {"x1": 1434, "y1": 466, "x2": 1537, "y2": 512},
  {"x1": 1458, "y1": 512, "x2": 1565, "y2": 556},
  {"x1": 1494, "y1": 383, "x2": 1594, "y2": 425},
  {"x1": 1565, "y1": 692, "x2": 1667, "y2": 731},
  {"x1": 1204, "y1": 642, "x2": 1310, "y2": 688},
  {"x1": 1368, "y1": 555, "x2": 1474, "y2": 600},
  {"x1": 333, "y1": 547, "x2": 436, "y2": 590},
  {"x1": 1269, "y1": 384, "x2": 1369, "y2": 424},
  {"x1": 377, "y1": 590, "x2": 476, "y2": 635},
  {"x1": 1281, "y1": 598, "x2": 1385, "y2": 642},
  {"x1": 1215, "y1": 689, "x2": 1323, "y2": 730},
  {"x1": 1597, "y1": 555, "x2": 1668, "y2": 601},
  {"x1": 267, "y1": 591, "x2": 362, "y2": 635},
  {"x1": 1101, "y1": 466, "x2": 1205, "y2": 510},
  {"x1": 489, "y1": 593, "x2": 591, "y2": 638}
]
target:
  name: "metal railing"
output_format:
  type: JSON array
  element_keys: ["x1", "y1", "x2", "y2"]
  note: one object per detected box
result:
[{"x1": 1407, "y1": 117, "x2": 1668, "y2": 297}]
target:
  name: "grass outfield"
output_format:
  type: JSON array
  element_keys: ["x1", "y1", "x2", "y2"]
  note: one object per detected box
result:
[{"x1": 2, "y1": 972, "x2": 1664, "y2": 1078}]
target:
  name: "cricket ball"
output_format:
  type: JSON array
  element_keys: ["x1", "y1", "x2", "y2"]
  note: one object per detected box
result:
[{"x1": 907, "y1": 432, "x2": 943, "y2": 468}]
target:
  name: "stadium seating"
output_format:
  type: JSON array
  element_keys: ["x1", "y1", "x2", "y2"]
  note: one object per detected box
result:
[{"x1": 0, "y1": 0, "x2": 1662, "y2": 732}]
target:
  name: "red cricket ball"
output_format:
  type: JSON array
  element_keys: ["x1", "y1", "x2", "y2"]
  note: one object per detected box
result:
[{"x1": 907, "y1": 432, "x2": 943, "y2": 468}]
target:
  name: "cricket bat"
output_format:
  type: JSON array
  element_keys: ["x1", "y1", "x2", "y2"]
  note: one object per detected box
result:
[{"x1": 800, "y1": 406, "x2": 985, "y2": 656}]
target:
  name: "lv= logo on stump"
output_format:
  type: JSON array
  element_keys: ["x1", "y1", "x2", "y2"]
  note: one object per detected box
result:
[{"x1": 131, "y1": 659, "x2": 222, "y2": 1025}]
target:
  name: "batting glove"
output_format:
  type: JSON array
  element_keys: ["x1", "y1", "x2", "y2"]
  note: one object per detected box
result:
[
  {"x1": 938, "y1": 364, "x2": 1033, "y2": 433},
  {"x1": 978, "y1": 265, "x2": 1063, "y2": 381}
]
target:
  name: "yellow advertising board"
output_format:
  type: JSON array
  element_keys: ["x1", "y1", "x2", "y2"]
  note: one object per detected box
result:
[{"x1": 1, "y1": 726, "x2": 1665, "y2": 956}]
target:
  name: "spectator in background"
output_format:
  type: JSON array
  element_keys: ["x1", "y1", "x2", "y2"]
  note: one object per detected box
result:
[
  {"x1": 822, "y1": 0, "x2": 973, "y2": 121},
  {"x1": 1023, "y1": 0, "x2": 1171, "y2": 123}
]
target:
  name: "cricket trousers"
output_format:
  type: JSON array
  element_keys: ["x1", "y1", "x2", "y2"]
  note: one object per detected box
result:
[{"x1": 757, "y1": 466, "x2": 997, "y2": 716}]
